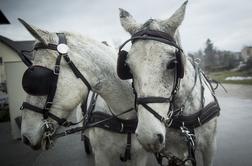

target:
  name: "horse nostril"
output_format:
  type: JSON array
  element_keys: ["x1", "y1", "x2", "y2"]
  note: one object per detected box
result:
[
  {"x1": 23, "y1": 136, "x2": 31, "y2": 146},
  {"x1": 157, "y1": 134, "x2": 164, "y2": 144}
]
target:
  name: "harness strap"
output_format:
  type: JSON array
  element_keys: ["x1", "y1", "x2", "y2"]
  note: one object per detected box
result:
[
  {"x1": 62, "y1": 54, "x2": 92, "y2": 90},
  {"x1": 53, "y1": 107, "x2": 136, "y2": 139},
  {"x1": 87, "y1": 111, "x2": 137, "y2": 133},
  {"x1": 119, "y1": 29, "x2": 183, "y2": 52},
  {"x1": 21, "y1": 102, "x2": 78, "y2": 127},
  {"x1": 82, "y1": 93, "x2": 97, "y2": 127},
  {"x1": 43, "y1": 54, "x2": 62, "y2": 118},
  {"x1": 120, "y1": 133, "x2": 132, "y2": 161},
  {"x1": 170, "y1": 102, "x2": 220, "y2": 129},
  {"x1": 137, "y1": 97, "x2": 171, "y2": 104},
  {"x1": 139, "y1": 103, "x2": 167, "y2": 124}
]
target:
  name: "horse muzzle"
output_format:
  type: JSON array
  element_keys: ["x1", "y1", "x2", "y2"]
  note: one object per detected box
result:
[{"x1": 136, "y1": 131, "x2": 165, "y2": 152}]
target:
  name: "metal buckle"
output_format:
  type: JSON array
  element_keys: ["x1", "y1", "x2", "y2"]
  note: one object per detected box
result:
[
  {"x1": 165, "y1": 119, "x2": 173, "y2": 127},
  {"x1": 197, "y1": 117, "x2": 202, "y2": 126},
  {"x1": 42, "y1": 120, "x2": 56, "y2": 136},
  {"x1": 180, "y1": 125, "x2": 195, "y2": 147},
  {"x1": 44, "y1": 102, "x2": 53, "y2": 110},
  {"x1": 54, "y1": 65, "x2": 60, "y2": 75},
  {"x1": 41, "y1": 120, "x2": 55, "y2": 149},
  {"x1": 180, "y1": 105, "x2": 185, "y2": 113},
  {"x1": 61, "y1": 121, "x2": 70, "y2": 127},
  {"x1": 194, "y1": 58, "x2": 201, "y2": 64},
  {"x1": 167, "y1": 110, "x2": 173, "y2": 119},
  {"x1": 120, "y1": 123, "x2": 124, "y2": 132}
]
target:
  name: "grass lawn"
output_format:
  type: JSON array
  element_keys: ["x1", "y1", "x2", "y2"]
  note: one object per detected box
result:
[{"x1": 209, "y1": 70, "x2": 252, "y2": 85}]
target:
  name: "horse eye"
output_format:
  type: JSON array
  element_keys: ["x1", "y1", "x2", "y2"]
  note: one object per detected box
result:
[{"x1": 166, "y1": 60, "x2": 177, "y2": 70}]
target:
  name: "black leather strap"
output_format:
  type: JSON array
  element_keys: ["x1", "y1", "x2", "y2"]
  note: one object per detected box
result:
[
  {"x1": 34, "y1": 43, "x2": 58, "y2": 51},
  {"x1": 170, "y1": 102, "x2": 220, "y2": 129},
  {"x1": 137, "y1": 97, "x2": 171, "y2": 104},
  {"x1": 87, "y1": 111, "x2": 137, "y2": 134},
  {"x1": 62, "y1": 54, "x2": 92, "y2": 90},
  {"x1": 43, "y1": 54, "x2": 62, "y2": 118},
  {"x1": 119, "y1": 29, "x2": 183, "y2": 52},
  {"x1": 140, "y1": 103, "x2": 166, "y2": 123},
  {"x1": 21, "y1": 102, "x2": 73, "y2": 127},
  {"x1": 133, "y1": 30, "x2": 176, "y2": 43},
  {"x1": 120, "y1": 133, "x2": 132, "y2": 161}
]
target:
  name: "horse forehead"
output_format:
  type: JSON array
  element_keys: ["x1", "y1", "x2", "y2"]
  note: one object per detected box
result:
[
  {"x1": 33, "y1": 48, "x2": 57, "y2": 68},
  {"x1": 129, "y1": 41, "x2": 175, "y2": 63},
  {"x1": 140, "y1": 19, "x2": 163, "y2": 31}
]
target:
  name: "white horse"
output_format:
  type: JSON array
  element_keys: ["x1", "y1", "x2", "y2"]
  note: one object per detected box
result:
[
  {"x1": 19, "y1": 20, "x2": 152, "y2": 166},
  {"x1": 118, "y1": 1, "x2": 219, "y2": 166}
]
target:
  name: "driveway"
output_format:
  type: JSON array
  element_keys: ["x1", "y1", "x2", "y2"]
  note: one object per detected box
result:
[{"x1": 0, "y1": 84, "x2": 252, "y2": 166}]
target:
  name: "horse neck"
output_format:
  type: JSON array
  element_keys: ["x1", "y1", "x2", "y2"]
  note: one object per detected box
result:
[
  {"x1": 178, "y1": 58, "x2": 215, "y2": 115},
  {"x1": 172, "y1": 30, "x2": 211, "y2": 114},
  {"x1": 68, "y1": 34, "x2": 136, "y2": 119}
]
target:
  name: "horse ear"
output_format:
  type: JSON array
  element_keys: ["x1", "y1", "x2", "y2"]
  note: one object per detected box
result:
[
  {"x1": 18, "y1": 18, "x2": 49, "y2": 45},
  {"x1": 119, "y1": 8, "x2": 141, "y2": 35},
  {"x1": 161, "y1": 1, "x2": 188, "y2": 35}
]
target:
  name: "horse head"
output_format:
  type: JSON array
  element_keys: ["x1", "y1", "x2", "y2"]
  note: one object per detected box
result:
[
  {"x1": 118, "y1": 1, "x2": 188, "y2": 152},
  {"x1": 19, "y1": 20, "x2": 89, "y2": 150}
]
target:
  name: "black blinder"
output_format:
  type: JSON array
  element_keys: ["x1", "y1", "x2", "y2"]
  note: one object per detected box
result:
[
  {"x1": 22, "y1": 66, "x2": 54, "y2": 96},
  {"x1": 117, "y1": 50, "x2": 133, "y2": 80},
  {"x1": 175, "y1": 50, "x2": 185, "y2": 79}
]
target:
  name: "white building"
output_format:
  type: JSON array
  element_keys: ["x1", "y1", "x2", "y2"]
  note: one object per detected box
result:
[
  {"x1": 241, "y1": 46, "x2": 252, "y2": 62},
  {"x1": 0, "y1": 35, "x2": 34, "y2": 139}
]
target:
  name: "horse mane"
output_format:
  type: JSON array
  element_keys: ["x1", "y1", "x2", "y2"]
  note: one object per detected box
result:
[{"x1": 139, "y1": 19, "x2": 182, "y2": 48}]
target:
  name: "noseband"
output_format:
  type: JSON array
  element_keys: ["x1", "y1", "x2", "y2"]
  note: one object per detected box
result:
[{"x1": 20, "y1": 33, "x2": 92, "y2": 128}]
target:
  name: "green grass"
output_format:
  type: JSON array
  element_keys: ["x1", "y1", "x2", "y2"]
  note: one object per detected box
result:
[{"x1": 209, "y1": 70, "x2": 252, "y2": 85}]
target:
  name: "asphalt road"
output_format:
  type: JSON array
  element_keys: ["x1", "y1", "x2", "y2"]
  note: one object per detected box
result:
[{"x1": 0, "y1": 84, "x2": 252, "y2": 166}]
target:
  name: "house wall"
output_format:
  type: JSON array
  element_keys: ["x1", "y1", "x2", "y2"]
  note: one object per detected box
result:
[
  {"x1": 0, "y1": 63, "x2": 5, "y2": 83},
  {"x1": 241, "y1": 47, "x2": 252, "y2": 62},
  {"x1": 0, "y1": 42, "x2": 21, "y2": 63},
  {"x1": 0, "y1": 42, "x2": 27, "y2": 139},
  {"x1": 5, "y1": 61, "x2": 27, "y2": 139}
]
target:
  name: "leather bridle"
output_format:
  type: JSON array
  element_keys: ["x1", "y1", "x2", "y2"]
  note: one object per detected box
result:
[
  {"x1": 20, "y1": 33, "x2": 92, "y2": 128},
  {"x1": 119, "y1": 30, "x2": 184, "y2": 127},
  {"x1": 119, "y1": 29, "x2": 221, "y2": 166}
]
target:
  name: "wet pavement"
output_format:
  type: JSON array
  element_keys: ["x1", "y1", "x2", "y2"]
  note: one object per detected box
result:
[
  {"x1": 213, "y1": 84, "x2": 252, "y2": 166},
  {"x1": 0, "y1": 84, "x2": 252, "y2": 166}
]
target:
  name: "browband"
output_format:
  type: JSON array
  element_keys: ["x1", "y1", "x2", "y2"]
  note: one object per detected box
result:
[{"x1": 119, "y1": 29, "x2": 183, "y2": 52}]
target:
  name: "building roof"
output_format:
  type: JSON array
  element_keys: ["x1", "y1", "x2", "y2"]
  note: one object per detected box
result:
[
  {"x1": 0, "y1": 35, "x2": 34, "y2": 66},
  {"x1": 0, "y1": 10, "x2": 10, "y2": 24}
]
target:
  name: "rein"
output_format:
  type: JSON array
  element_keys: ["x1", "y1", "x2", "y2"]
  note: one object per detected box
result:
[{"x1": 52, "y1": 105, "x2": 134, "y2": 139}]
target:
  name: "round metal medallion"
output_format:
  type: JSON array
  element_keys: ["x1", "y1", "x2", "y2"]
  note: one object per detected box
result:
[{"x1": 57, "y1": 44, "x2": 69, "y2": 54}]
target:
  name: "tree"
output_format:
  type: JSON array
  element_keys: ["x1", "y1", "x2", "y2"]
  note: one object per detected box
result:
[{"x1": 203, "y1": 38, "x2": 217, "y2": 70}]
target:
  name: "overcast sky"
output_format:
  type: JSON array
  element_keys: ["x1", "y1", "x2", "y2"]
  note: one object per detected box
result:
[{"x1": 0, "y1": 0, "x2": 251, "y2": 52}]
